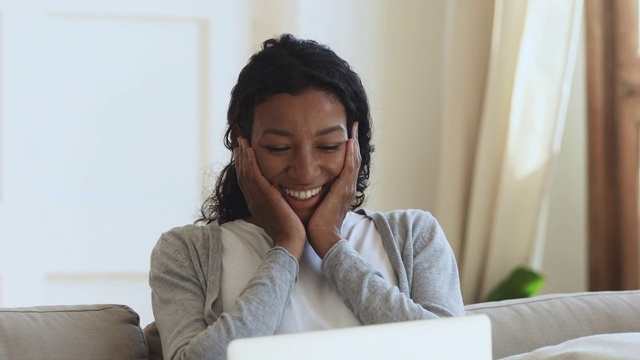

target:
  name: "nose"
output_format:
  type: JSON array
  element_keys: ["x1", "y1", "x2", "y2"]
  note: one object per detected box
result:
[{"x1": 289, "y1": 148, "x2": 320, "y2": 183}]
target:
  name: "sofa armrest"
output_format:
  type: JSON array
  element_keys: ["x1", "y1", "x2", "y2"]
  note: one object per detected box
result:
[
  {"x1": 0, "y1": 304, "x2": 148, "y2": 360},
  {"x1": 464, "y1": 290, "x2": 640, "y2": 359},
  {"x1": 143, "y1": 321, "x2": 163, "y2": 360}
]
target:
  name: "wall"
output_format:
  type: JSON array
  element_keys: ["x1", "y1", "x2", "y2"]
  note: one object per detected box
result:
[{"x1": 0, "y1": 0, "x2": 256, "y2": 327}]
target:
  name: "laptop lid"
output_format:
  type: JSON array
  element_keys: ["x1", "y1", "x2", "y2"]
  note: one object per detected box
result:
[{"x1": 227, "y1": 314, "x2": 492, "y2": 360}]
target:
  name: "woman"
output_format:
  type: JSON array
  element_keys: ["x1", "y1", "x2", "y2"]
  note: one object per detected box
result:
[{"x1": 149, "y1": 34, "x2": 464, "y2": 360}]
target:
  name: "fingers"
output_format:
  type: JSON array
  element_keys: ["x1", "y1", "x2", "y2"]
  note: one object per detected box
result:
[
  {"x1": 234, "y1": 137, "x2": 292, "y2": 212},
  {"x1": 318, "y1": 122, "x2": 360, "y2": 212},
  {"x1": 338, "y1": 122, "x2": 361, "y2": 190},
  {"x1": 348, "y1": 121, "x2": 361, "y2": 177},
  {"x1": 234, "y1": 137, "x2": 275, "y2": 222},
  {"x1": 235, "y1": 137, "x2": 266, "y2": 189},
  {"x1": 352, "y1": 121, "x2": 361, "y2": 165},
  {"x1": 233, "y1": 137, "x2": 250, "y2": 192},
  {"x1": 234, "y1": 137, "x2": 267, "y2": 210}
]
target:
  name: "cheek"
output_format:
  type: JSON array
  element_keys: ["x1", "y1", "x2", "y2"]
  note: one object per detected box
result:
[
  {"x1": 326, "y1": 152, "x2": 346, "y2": 178},
  {"x1": 253, "y1": 152, "x2": 282, "y2": 181}
]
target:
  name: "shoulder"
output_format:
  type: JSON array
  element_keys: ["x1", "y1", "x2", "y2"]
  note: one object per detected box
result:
[
  {"x1": 356, "y1": 208, "x2": 438, "y2": 232},
  {"x1": 151, "y1": 222, "x2": 221, "y2": 265},
  {"x1": 356, "y1": 208, "x2": 448, "y2": 251}
]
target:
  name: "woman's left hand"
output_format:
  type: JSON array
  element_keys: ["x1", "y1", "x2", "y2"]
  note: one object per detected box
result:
[{"x1": 307, "y1": 122, "x2": 361, "y2": 258}]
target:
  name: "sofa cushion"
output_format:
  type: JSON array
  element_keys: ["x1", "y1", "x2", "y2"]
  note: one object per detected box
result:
[
  {"x1": 465, "y1": 290, "x2": 640, "y2": 359},
  {"x1": 499, "y1": 332, "x2": 640, "y2": 360},
  {"x1": 0, "y1": 304, "x2": 148, "y2": 360}
]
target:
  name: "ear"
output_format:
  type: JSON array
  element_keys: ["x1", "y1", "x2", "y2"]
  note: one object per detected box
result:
[{"x1": 231, "y1": 125, "x2": 243, "y2": 148}]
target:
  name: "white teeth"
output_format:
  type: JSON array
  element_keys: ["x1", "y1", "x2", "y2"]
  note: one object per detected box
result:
[{"x1": 284, "y1": 187, "x2": 321, "y2": 200}]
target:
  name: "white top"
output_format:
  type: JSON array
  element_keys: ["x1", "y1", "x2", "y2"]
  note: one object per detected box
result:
[{"x1": 220, "y1": 211, "x2": 398, "y2": 334}]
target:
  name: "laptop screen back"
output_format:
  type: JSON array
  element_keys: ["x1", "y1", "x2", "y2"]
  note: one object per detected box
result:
[{"x1": 227, "y1": 314, "x2": 492, "y2": 360}]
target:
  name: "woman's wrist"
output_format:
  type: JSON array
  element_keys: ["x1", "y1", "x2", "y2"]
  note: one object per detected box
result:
[
  {"x1": 308, "y1": 232, "x2": 341, "y2": 259},
  {"x1": 274, "y1": 237, "x2": 305, "y2": 261}
]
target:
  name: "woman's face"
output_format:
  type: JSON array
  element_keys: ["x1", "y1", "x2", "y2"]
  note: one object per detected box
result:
[{"x1": 251, "y1": 88, "x2": 348, "y2": 224}]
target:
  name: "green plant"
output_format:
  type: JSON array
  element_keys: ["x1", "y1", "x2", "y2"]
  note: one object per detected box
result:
[{"x1": 485, "y1": 266, "x2": 545, "y2": 302}]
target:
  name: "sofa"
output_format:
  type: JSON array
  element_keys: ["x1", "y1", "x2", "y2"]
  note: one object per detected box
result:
[
  {"x1": 465, "y1": 290, "x2": 640, "y2": 358},
  {"x1": 1, "y1": 290, "x2": 639, "y2": 359}
]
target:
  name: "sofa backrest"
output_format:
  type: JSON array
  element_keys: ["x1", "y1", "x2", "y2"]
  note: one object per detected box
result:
[
  {"x1": 465, "y1": 290, "x2": 640, "y2": 359},
  {"x1": 5, "y1": 291, "x2": 638, "y2": 360},
  {"x1": 0, "y1": 304, "x2": 148, "y2": 360}
]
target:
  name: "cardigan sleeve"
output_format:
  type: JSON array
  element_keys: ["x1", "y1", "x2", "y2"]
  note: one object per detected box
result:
[
  {"x1": 321, "y1": 210, "x2": 464, "y2": 325},
  {"x1": 149, "y1": 226, "x2": 298, "y2": 360}
]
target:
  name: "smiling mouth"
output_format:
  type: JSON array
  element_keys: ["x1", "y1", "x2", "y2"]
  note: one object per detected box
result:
[{"x1": 283, "y1": 186, "x2": 322, "y2": 200}]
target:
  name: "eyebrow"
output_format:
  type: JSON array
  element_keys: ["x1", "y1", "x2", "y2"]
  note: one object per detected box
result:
[
  {"x1": 262, "y1": 125, "x2": 346, "y2": 137},
  {"x1": 316, "y1": 125, "x2": 346, "y2": 136}
]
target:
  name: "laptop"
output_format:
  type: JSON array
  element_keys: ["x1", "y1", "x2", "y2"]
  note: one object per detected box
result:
[{"x1": 227, "y1": 314, "x2": 492, "y2": 360}]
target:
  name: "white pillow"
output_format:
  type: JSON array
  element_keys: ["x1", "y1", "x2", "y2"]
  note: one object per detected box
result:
[{"x1": 500, "y1": 333, "x2": 640, "y2": 360}]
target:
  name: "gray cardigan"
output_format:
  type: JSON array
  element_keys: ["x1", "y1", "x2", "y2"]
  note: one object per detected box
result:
[{"x1": 149, "y1": 209, "x2": 464, "y2": 360}]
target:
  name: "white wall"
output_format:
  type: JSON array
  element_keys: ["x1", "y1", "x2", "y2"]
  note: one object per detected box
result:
[{"x1": 0, "y1": 0, "x2": 255, "y2": 327}]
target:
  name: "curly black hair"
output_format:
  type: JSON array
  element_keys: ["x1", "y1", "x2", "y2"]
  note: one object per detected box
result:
[{"x1": 197, "y1": 34, "x2": 374, "y2": 224}]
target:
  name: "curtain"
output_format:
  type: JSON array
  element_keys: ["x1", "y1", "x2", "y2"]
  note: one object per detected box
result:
[{"x1": 438, "y1": 0, "x2": 584, "y2": 303}]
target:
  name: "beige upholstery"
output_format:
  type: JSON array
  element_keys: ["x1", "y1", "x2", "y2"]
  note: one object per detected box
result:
[
  {"x1": 0, "y1": 304, "x2": 148, "y2": 360},
  {"x1": 499, "y1": 333, "x2": 640, "y2": 360},
  {"x1": 465, "y1": 290, "x2": 640, "y2": 359},
  {"x1": 1, "y1": 290, "x2": 639, "y2": 359},
  {"x1": 143, "y1": 321, "x2": 163, "y2": 360}
]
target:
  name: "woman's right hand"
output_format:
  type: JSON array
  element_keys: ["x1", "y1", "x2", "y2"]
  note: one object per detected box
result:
[{"x1": 234, "y1": 136, "x2": 306, "y2": 260}]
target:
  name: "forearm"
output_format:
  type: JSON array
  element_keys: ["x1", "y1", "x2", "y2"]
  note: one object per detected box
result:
[
  {"x1": 153, "y1": 246, "x2": 298, "y2": 360},
  {"x1": 321, "y1": 240, "x2": 453, "y2": 325}
]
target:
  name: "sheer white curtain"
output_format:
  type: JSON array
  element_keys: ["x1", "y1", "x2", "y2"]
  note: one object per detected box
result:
[{"x1": 438, "y1": 0, "x2": 584, "y2": 303}]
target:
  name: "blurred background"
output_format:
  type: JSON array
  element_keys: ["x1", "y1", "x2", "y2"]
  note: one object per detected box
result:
[{"x1": 0, "y1": 0, "x2": 598, "y2": 327}]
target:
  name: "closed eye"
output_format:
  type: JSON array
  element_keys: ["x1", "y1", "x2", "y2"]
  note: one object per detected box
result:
[
  {"x1": 266, "y1": 146, "x2": 290, "y2": 153},
  {"x1": 318, "y1": 144, "x2": 342, "y2": 152}
]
